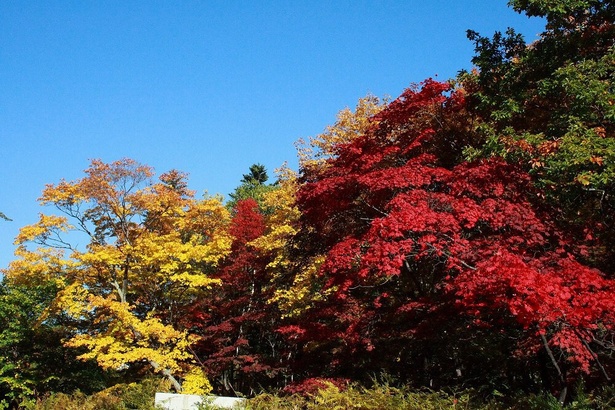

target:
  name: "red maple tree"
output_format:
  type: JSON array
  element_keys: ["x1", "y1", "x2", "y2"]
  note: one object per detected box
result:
[
  {"x1": 282, "y1": 79, "x2": 615, "y2": 393},
  {"x1": 185, "y1": 199, "x2": 285, "y2": 395}
]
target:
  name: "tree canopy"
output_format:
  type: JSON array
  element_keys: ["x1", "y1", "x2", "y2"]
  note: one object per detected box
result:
[
  {"x1": 5, "y1": 159, "x2": 232, "y2": 393},
  {"x1": 2, "y1": 1, "x2": 615, "y2": 406}
]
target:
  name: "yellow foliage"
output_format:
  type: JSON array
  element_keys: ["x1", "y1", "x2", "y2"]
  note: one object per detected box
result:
[
  {"x1": 181, "y1": 366, "x2": 213, "y2": 395},
  {"x1": 3, "y1": 246, "x2": 74, "y2": 287},
  {"x1": 64, "y1": 295, "x2": 193, "y2": 375},
  {"x1": 270, "y1": 255, "x2": 330, "y2": 318},
  {"x1": 54, "y1": 282, "x2": 90, "y2": 319},
  {"x1": 179, "y1": 196, "x2": 231, "y2": 238},
  {"x1": 77, "y1": 244, "x2": 123, "y2": 266},
  {"x1": 5, "y1": 159, "x2": 233, "y2": 392},
  {"x1": 169, "y1": 272, "x2": 220, "y2": 288},
  {"x1": 39, "y1": 180, "x2": 86, "y2": 205},
  {"x1": 247, "y1": 168, "x2": 331, "y2": 317},
  {"x1": 296, "y1": 94, "x2": 385, "y2": 173},
  {"x1": 249, "y1": 166, "x2": 300, "y2": 270},
  {"x1": 14, "y1": 214, "x2": 71, "y2": 244}
]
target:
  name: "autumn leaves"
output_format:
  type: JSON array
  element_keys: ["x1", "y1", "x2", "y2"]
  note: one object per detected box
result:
[
  {"x1": 6, "y1": 78, "x2": 614, "y2": 397},
  {"x1": 4, "y1": 1, "x2": 615, "y2": 398}
]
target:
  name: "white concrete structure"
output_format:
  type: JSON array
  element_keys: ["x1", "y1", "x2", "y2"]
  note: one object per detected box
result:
[{"x1": 154, "y1": 393, "x2": 246, "y2": 409}]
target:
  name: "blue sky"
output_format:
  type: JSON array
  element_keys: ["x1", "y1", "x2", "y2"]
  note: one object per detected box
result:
[{"x1": 0, "y1": 1, "x2": 545, "y2": 269}]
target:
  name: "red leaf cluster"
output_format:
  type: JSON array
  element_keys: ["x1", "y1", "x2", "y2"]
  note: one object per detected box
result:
[
  {"x1": 185, "y1": 199, "x2": 285, "y2": 394},
  {"x1": 288, "y1": 79, "x2": 615, "y2": 383}
]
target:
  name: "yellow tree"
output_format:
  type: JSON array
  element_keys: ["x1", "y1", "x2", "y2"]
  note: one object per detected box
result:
[
  {"x1": 259, "y1": 97, "x2": 385, "y2": 319},
  {"x1": 295, "y1": 94, "x2": 386, "y2": 174},
  {"x1": 248, "y1": 166, "x2": 305, "y2": 315},
  {"x1": 4, "y1": 159, "x2": 232, "y2": 393}
]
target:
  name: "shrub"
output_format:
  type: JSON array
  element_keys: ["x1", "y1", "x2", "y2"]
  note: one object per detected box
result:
[
  {"x1": 32, "y1": 378, "x2": 170, "y2": 410},
  {"x1": 248, "y1": 381, "x2": 475, "y2": 410}
]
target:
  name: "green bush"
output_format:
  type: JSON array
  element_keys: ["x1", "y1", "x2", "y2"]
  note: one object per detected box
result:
[{"x1": 32, "y1": 378, "x2": 169, "y2": 410}]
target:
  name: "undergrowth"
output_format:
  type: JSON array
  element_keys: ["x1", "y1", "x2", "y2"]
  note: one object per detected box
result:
[{"x1": 8, "y1": 378, "x2": 615, "y2": 409}]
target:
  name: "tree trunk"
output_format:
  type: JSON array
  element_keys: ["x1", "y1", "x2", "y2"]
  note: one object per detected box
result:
[{"x1": 150, "y1": 360, "x2": 182, "y2": 392}]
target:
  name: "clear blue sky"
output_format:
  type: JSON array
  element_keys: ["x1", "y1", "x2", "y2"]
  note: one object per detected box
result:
[{"x1": 0, "y1": 1, "x2": 545, "y2": 269}]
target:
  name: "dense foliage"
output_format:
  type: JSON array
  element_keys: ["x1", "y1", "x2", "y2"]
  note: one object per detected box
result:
[
  {"x1": 462, "y1": 0, "x2": 615, "y2": 274},
  {"x1": 0, "y1": 281, "x2": 111, "y2": 408},
  {"x1": 2, "y1": 1, "x2": 615, "y2": 407},
  {"x1": 282, "y1": 79, "x2": 615, "y2": 401},
  {"x1": 4, "y1": 160, "x2": 231, "y2": 394}
]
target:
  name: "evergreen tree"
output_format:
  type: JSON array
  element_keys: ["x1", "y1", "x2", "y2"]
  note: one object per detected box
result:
[{"x1": 227, "y1": 164, "x2": 277, "y2": 213}]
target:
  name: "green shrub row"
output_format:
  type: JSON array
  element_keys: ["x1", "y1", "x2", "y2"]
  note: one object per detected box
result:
[{"x1": 12, "y1": 379, "x2": 615, "y2": 410}]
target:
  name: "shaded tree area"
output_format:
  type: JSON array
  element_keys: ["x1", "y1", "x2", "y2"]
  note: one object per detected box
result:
[{"x1": 0, "y1": 279, "x2": 113, "y2": 408}]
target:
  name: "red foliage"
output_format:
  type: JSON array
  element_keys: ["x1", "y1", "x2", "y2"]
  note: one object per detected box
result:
[
  {"x1": 228, "y1": 199, "x2": 266, "y2": 245},
  {"x1": 185, "y1": 199, "x2": 285, "y2": 394},
  {"x1": 455, "y1": 252, "x2": 615, "y2": 373},
  {"x1": 287, "y1": 79, "x2": 615, "y2": 387}
]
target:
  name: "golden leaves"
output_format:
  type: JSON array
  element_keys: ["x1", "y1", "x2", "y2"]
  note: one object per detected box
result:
[
  {"x1": 4, "y1": 246, "x2": 75, "y2": 288},
  {"x1": 271, "y1": 255, "x2": 328, "y2": 318},
  {"x1": 180, "y1": 366, "x2": 213, "y2": 395},
  {"x1": 297, "y1": 94, "x2": 385, "y2": 173},
  {"x1": 169, "y1": 272, "x2": 220, "y2": 288},
  {"x1": 14, "y1": 214, "x2": 71, "y2": 245},
  {"x1": 40, "y1": 180, "x2": 85, "y2": 205},
  {"x1": 55, "y1": 282, "x2": 90, "y2": 319},
  {"x1": 7, "y1": 159, "x2": 232, "y2": 390},
  {"x1": 249, "y1": 169, "x2": 299, "y2": 270},
  {"x1": 64, "y1": 293, "x2": 195, "y2": 376}
]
